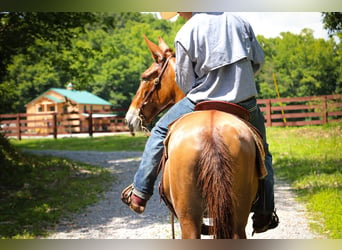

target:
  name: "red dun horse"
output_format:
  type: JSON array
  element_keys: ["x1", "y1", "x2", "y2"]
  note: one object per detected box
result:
[{"x1": 125, "y1": 36, "x2": 266, "y2": 239}]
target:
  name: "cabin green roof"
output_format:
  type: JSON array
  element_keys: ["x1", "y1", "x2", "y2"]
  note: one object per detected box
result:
[
  {"x1": 44, "y1": 94, "x2": 63, "y2": 103},
  {"x1": 26, "y1": 88, "x2": 112, "y2": 106},
  {"x1": 50, "y1": 88, "x2": 111, "y2": 105}
]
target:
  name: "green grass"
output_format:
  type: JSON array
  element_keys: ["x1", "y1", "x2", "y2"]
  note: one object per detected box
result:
[
  {"x1": 267, "y1": 123, "x2": 341, "y2": 239},
  {"x1": 12, "y1": 133, "x2": 148, "y2": 151},
  {"x1": 8, "y1": 123, "x2": 342, "y2": 238},
  {"x1": 0, "y1": 154, "x2": 114, "y2": 239}
]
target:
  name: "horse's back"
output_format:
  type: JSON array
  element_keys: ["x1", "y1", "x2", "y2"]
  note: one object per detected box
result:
[{"x1": 167, "y1": 110, "x2": 257, "y2": 157}]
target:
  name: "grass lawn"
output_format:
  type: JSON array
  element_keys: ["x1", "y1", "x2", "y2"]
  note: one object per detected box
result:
[
  {"x1": 0, "y1": 134, "x2": 114, "y2": 239},
  {"x1": 8, "y1": 123, "x2": 342, "y2": 238},
  {"x1": 267, "y1": 123, "x2": 341, "y2": 239},
  {"x1": 11, "y1": 133, "x2": 148, "y2": 151}
]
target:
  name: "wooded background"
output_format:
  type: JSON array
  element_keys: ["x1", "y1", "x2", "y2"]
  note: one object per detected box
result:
[{"x1": 0, "y1": 12, "x2": 341, "y2": 114}]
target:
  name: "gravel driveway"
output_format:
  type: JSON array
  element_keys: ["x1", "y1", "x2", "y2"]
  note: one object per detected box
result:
[{"x1": 29, "y1": 150, "x2": 321, "y2": 239}]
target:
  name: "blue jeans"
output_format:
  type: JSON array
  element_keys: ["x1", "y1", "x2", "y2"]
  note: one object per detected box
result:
[
  {"x1": 133, "y1": 97, "x2": 274, "y2": 213},
  {"x1": 237, "y1": 98, "x2": 275, "y2": 213}
]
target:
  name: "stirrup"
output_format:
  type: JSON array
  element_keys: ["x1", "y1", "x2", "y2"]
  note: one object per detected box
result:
[
  {"x1": 268, "y1": 210, "x2": 279, "y2": 229},
  {"x1": 252, "y1": 210, "x2": 279, "y2": 236}
]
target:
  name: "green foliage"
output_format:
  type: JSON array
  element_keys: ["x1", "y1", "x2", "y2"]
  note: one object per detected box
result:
[
  {"x1": 0, "y1": 12, "x2": 97, "y2": 81},
  {"x1": 0, "y1": 12, "x2": 340, "y2": 114},
  {"x1": 3, "y1": 38, "x2": 66, "y2": 112},
  {"x1": 0, "y1": 132, "x2": 32, "y2": 188},
  {"x1": 0, "y1": 12, "x2": 97, "y2": 113},
  {"x1": 0, "y1": 12, "x2": 183, "y2": 113},
  {"x1": 322, "y1": 12, "x2": 342, "y2": 36},
  {"x1": 256, "y1": 30, "x2": 341, "y2": 98}
]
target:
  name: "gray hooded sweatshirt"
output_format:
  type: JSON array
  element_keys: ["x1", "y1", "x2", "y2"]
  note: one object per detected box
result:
[{"x1": 175, "y1": 12, "x2": 264, "y2": 103}]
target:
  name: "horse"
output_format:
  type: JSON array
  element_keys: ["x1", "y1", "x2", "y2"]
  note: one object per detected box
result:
[{"x1": 125, "y1": 36, "x2": 266, "y2": 239}]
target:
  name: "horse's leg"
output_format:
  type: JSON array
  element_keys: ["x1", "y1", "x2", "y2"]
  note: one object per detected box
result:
[
  {"x1": 179, "y1": 217, "x2": 202, "y2": 239},
  {"x1": 166, "y1": 164, "x2": 203, "y2": 239},
  {"x1": 219, "y1": 120, "x2": 259, "y2": 239},
  {"x1": 232, "y1": 226, "x2": 247, "y2": 239},
  {"x1": 232, "y1": 141, "x2": 259, "y2": 239},
  {"x1": 175, "y1": 184, "x2": 203, "y2": 239},
  {"x1": 163, "y1": 136, "x2": 204, "y2": 239}
]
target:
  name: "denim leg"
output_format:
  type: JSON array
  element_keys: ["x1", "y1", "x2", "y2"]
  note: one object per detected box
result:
[
  {"x1": 133, "y1": 97, "x2": 195, "y2": 200},
  {"x1": 238, "y1": 98, "x2": 275, "y2": 213}
]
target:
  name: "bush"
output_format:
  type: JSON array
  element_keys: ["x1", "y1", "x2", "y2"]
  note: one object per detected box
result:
[{"x1": 0, "y1": 133, "x2": 32, "y2": 188}]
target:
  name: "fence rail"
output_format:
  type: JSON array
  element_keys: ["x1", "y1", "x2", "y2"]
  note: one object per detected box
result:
[
  {"x1": 1, "y1": 95, "x2": 341, "y2": 139},
  {"x1": 0, "y1": 109, "x2": 129, "y2": 140},
  {"x1": 257, "y1": 94, "x2": 342, "y2": 127}
]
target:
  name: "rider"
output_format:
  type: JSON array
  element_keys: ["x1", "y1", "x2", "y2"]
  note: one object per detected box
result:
[{"x1": 122, "y1": 12, "x2": 279, "y2": 234}]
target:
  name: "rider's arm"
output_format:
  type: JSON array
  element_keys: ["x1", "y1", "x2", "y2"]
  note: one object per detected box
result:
[{"x1": 175, "y1": 41, "x2": 196, "y2": 95}]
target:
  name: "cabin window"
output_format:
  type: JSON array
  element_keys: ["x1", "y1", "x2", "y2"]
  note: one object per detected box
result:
[
  {"x1": 38, "y1": 106, "x2": 42, "y2": 112},
  {"x1": 49, "y1": 106, "x2": 55, "y2": 112},
  {"x1": 83, "y1": 105, "x2": 87, "y2": 112}
]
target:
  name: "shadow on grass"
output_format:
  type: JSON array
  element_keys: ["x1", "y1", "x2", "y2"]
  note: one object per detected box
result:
[
  {"x1": 274, "y1": 157, "x2": 341, "y2": 184},
  {"x1": 0, "y1": 154, "x2": 114, "y2": 239}
]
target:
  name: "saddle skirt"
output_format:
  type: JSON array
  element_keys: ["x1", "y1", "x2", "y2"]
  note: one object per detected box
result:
[{"x1": 194, "y1": 100, "x2": 251, "y2": 121}]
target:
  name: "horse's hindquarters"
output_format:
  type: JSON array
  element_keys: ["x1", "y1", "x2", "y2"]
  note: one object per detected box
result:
[{"x1": 162, "y1": 110, "x2": 259, "y2": 239}]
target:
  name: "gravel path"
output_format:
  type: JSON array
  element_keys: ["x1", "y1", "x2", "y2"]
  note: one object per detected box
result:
[{"x1": 29, "y1": 150, "x2": 321, "y2": 239}]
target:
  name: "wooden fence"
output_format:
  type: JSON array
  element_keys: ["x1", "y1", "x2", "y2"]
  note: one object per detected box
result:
[
  {"x1": 1, "y1": 95, "x2": 341, "y2": 140},
  {"x1": 0, "y1": 109, "x2": 128, "y2": 140},
  {"x1": 257, "y1": 94, "x2": 342, "y2": 127}
]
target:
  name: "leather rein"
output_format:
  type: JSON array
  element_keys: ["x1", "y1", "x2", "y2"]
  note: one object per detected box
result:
[
  {"x1": 137, "y1": 55, "x2": 177, "y2": 237},
  {"x1": 137, "y1": 55, "x2": 174, "y2": 129}
]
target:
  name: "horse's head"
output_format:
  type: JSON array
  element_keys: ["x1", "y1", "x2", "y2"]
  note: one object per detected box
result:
[{"x1": 125, "y1": 36, "x2": 185, "y2": 132}]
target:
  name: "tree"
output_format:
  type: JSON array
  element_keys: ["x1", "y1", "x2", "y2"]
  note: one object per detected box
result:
[
  {"x1": 322, "y1": 12, "x2": 342, "y2": 36},
  {"x1": 0, "y1": 12, "x2": 181, "y2": 113},
  {"x1": 256, "y1": 29, "x2": 340, "y2": 99},
  {"x1": 0, "y1": 12, "x2": 97, "y2": 113},
  {"x1": 2, "y1": 38, "x2": 66, "y2": 112},
  {"x1": 0, "y1": 12, "x2": 96, "y2": 81},
  {"x1": 1, "y1": 12, "x2": 340, "y2": 114}
]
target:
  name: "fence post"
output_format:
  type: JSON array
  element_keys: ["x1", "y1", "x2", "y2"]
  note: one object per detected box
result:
[
  {"x1": 53, "y1": 113, "x2": 58, "y2": 139},
  {"x1": 88, "y1": 112, "x2": 93, "y2": 137},
  {"x1": 322, "y1": 95, "x2": 328, "y2": 124},
  {"x1": 16, "y1": 113, "x2": 21, "y2": 140},
  {"x1": 265, "y1": 99, "x2": 272, "y2": 127}
]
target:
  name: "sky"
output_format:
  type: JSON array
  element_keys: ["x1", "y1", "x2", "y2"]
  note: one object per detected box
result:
[
  {"x1": 162, "y1": 12, "x2": 329, "y2": 39},
  {"x1": 234, "y1": 12, "x2": 329, "y2": 39}
]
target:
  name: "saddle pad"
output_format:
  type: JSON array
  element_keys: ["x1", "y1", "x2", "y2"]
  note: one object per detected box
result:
[{"x1": 194, "y1": 101, "x2": 250, "y2": 121}]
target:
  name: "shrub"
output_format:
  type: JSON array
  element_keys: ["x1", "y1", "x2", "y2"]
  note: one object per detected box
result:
[{"x1": 0, "y1": 133, "x2": 32, "y2": 188}]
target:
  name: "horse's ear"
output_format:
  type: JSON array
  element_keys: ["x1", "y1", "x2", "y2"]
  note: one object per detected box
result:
[
  {"x1": 158, "y1": 37, "x2": 169, "y2": 53},
  {"x1": 143, "y1": 35, "x2": 164, "y2": 62}
]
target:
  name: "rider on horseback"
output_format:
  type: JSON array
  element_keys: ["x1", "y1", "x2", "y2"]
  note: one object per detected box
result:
[{"x1": 122, "y1": 12, "x2": 278, "y2": 235}]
